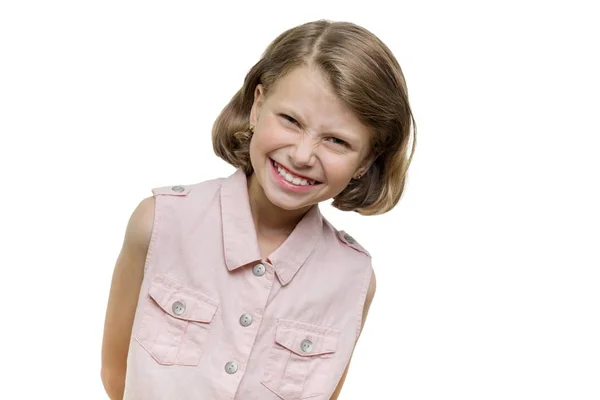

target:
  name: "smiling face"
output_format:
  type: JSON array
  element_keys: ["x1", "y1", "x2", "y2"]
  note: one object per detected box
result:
[{"x1": 248, "y1": 65, "x2": 374, "y2": 212}]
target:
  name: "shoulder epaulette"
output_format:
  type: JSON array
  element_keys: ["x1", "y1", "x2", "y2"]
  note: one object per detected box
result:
[
  {"x1": 336, "y1": 230, "x2": 371, "y2": 257},
  {"x1": 151, "y1": 184, "x2": 191, "y2": 197}
]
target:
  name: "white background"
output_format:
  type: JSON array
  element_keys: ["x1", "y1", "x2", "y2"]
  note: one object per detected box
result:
[{"x1": 1, "y1": 1, "x2": 598, "y2": 399}]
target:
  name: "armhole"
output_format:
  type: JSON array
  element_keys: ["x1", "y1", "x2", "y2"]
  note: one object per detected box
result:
[
  {"x1": 143, "y1": 193, "x2": 161, "y2": 275},
  {"x1": 355, "y1": 263, "x2": 374, "y2": 340}
]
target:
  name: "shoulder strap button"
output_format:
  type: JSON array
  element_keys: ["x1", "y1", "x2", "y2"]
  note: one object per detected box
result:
[
  {"x1": 343, "y1": 233, "x2": 356, "y2": 244},
  {"x1": 152, "y1": 184, "x2": 191, "y2": 196}
]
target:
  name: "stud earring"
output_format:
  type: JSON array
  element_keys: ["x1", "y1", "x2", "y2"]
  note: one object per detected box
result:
[{"x1": 248, "y1": 124, "x2": 255, "y2": 133}]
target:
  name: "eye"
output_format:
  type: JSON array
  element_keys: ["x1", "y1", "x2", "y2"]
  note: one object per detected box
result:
[
  {"x1": 279, "y1": 114, "x2": 299, "y2": 126},
  {"x1": 327, "y1": 137, "x2": 349, "y2": 147}
]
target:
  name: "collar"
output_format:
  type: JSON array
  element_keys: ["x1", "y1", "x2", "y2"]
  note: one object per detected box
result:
[{"x1": 219, "y1": 169, "x2": 323, "y2": 286}]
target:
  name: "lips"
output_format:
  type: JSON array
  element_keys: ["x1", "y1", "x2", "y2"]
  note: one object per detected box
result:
[{"x1": 270, "y1": 159, "x2": 321, "y2": 183}]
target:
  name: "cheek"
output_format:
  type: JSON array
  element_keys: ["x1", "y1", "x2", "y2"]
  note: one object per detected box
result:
[
  {"x1": 256, "y1": 122, "x2": 289, "y2": 150},
  {"x1": 249, "y1": 128, "x2": 270, "y2": 155},
  {"x1": 248, "y1": 136, "x2": 259, "y2": 170},
  {"x1": 322, "y1": 157, "x2": 361, "y2": 180}
]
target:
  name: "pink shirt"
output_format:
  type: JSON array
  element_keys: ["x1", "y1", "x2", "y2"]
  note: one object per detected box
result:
[{"x1": 123, "y1": 168, "x2": 374, "y2": 400}]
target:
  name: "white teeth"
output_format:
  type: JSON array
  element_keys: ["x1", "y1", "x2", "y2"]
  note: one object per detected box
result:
[{"x1": 273, "y1": 160, "x2": 315, "y2": 186}]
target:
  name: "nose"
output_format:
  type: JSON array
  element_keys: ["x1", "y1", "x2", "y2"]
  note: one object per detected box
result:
[{"x1": 288, "y1": 135, "x2": 316, "y2": 168}]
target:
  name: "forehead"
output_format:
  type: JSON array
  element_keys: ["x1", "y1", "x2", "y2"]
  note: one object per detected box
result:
[{"x1": 266, "y1": 66, "x2": 371, "y2": 138}]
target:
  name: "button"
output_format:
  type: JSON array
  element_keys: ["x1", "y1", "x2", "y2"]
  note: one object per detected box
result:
[
  {"x1": 239, "y1": 313, "x2": 253, "y2": 327},
  {"x1": 252, "y1": 263, "x2": 266, "y2": 276},
  {"x1": 344, "y1": 233, "x2": 356, "y2": 244},
  {"x1": 171, "y1": 185, "x2": 185, "y2": 193},
  {"x1": 172, "y1": 301, "x2": 186, "y2": 315},
  {"x1": 300, "y1": 339, "x2": 313, "y2": 353},
  {"x1": 225, "y1": 361, "x2": 238, "y2": 374}
]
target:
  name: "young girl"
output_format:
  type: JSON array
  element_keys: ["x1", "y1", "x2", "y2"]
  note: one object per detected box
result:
[{"x1": 101, "y1": 19, "x2": 415, "y2": 400}]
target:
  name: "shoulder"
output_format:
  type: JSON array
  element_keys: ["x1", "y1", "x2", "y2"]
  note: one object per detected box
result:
[
  {"x1": 124, "y1": 196, "x2": 155, "y2": 254},
  {"x1": 321, "y1": 216, "x2": 372, "y2": 258},
  {"x1": 327, "y1": 227, "x2": 372, "y2": 261},
  {"x1": 129, "y1": 180, "x2": 213, "y2": 248}
]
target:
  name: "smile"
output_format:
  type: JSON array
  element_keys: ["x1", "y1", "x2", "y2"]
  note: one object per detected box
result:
[{"x1": 270, "y1": 159, "x2": 322, "y2": 190}]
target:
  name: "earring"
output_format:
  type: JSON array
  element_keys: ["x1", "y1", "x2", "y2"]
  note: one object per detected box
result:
[{"x1": 249, "y1": 124, "x2": 255, "y2": 133}]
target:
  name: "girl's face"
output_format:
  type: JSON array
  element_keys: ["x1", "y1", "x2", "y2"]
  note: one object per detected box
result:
[{"x1": 249, "y1": 65, "x2": 374, "y2": 211}]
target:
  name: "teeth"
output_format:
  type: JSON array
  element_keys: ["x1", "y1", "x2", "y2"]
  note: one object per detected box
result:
[{"x1": 273, "y1": 161, "x2": 316, "y2": 186}]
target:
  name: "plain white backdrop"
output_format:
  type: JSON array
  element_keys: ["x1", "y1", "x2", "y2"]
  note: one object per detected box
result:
[{"x1": 1, "y1": 1, "x2": 598, "y2": 399}]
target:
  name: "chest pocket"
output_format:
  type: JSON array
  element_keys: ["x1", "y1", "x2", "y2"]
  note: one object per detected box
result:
[
  {"x1": 134, "y1": 274, "x2": 219, "y2": 366},
  {"x1": 261, "y1": 318, "x2": 341, "y2": 399}
]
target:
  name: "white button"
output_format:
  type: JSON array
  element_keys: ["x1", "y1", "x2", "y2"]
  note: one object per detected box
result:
[
  {"x1": 344, "y1": 233, "x2": 356, "y2": 244},
  {"x1": 172, "y1": 301, "x2": 186, "y2": 315},
  {"x1": 239, "y1": 313, "x2": 253, "y2": 327},
  {"x1": 171, "y1": 185, "x2": 185, "y2": 193},
  {"x1": 252, "y1": 263, "x2": 266, "y2": 276},
  {"x1": 300, "y1": 339, "x2": 313, "y2": 353},
  {"x1": 225, "y1": 361, "x2": 238, "y2": 374}
]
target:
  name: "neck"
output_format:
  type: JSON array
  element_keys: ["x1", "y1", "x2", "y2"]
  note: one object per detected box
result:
[{"x1": 247, "y1": 172, "x2": 312, "y2": 236}]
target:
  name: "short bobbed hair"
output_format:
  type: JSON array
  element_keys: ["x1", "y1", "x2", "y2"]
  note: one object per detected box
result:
[{"x1": 212, "y1": 20, "x2": 416, "y2": 215}]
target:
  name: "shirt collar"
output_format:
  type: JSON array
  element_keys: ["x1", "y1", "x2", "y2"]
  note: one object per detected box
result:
[{"x1": 220, "y1": 169, "x2": 323, "y2": 286}]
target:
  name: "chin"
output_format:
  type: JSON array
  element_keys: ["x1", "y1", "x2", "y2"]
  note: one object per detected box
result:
[{"x1": 265, "y1": 192, "x2": 311, "y2": 211}]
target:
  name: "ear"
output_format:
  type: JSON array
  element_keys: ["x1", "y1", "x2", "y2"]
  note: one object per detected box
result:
[
  {"x1": 249, "y1": 84, "x2": 265, "y2": 127},
  {"x1": 355, "y1": 151, "x2": 378, "y2": 179}
]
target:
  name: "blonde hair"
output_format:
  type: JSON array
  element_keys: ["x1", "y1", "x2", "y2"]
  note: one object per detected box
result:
[{"x1": 212, "y1": 20, "x2": 416, "y2": 215}]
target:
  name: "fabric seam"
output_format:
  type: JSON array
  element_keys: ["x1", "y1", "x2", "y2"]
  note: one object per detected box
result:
[
  {"x1": 355, "y1": 263, "x2": 373, "y2": 340},
  {"x1": 144, "y1": 194, "x2": 161, "y2": 275}
]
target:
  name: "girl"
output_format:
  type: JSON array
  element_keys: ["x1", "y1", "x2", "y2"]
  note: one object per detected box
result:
[{"x1": 101, "y1": 19, "x2": 416, "y2": 400}]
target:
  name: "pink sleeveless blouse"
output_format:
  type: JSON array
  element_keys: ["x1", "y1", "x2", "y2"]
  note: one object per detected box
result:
[{"x1": 123, "y1": 168, "x2": 373, "y2": 400}]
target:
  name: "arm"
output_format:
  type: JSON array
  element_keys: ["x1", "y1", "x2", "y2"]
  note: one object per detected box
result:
[
  {"x1": 100, "y1": 196, "x2": 155, "y2": 400},
  {"x1": 330, "y1": 269, "x2": 377, "y2": 400}
]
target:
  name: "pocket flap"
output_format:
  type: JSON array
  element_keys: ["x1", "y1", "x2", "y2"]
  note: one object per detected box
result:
[
  {"x1": 274, "y1": 319, "x2": 340, "y2": 357},
  {"x1": 148, "y1": 274, "x2": 218, "y2": 323}
]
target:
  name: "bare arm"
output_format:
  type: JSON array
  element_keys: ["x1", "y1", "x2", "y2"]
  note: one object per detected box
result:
[
  {"x1": 101, "y1": 196, "x2": 155, "y2": 400},
  {"x1": 330, "y1": 270, "x2": 377, "y2": 400}
]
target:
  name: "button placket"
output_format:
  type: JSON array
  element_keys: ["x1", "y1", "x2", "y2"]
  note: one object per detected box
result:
[{"x1": 225, "y1": 262, "x2": 271, "y2": 381}]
